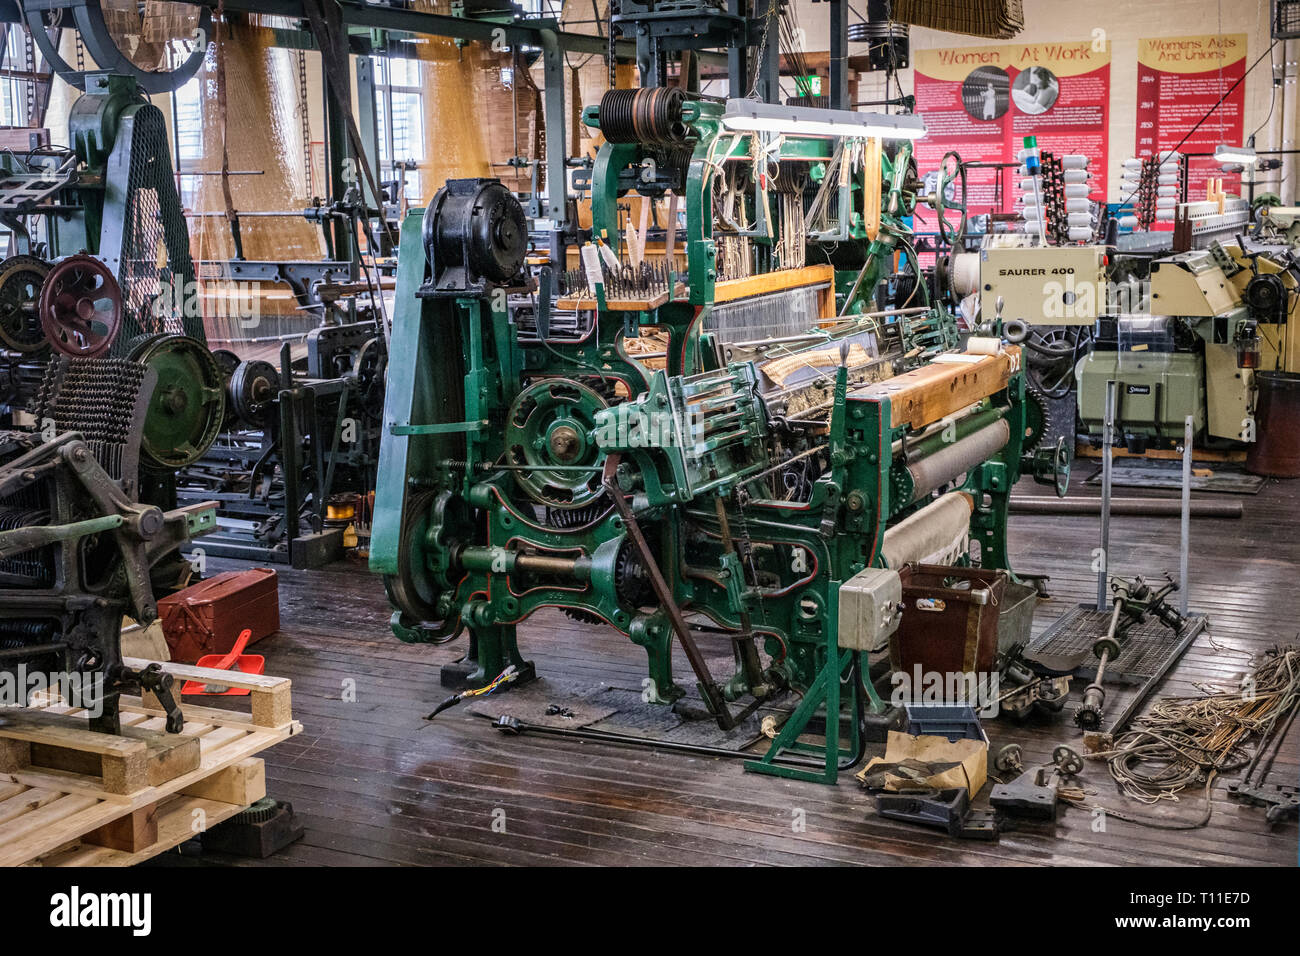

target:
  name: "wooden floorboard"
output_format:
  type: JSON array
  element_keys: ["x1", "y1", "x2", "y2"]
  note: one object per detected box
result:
[{"x1": 177, "y1": 471, "x2": 1298, "y2": 867}]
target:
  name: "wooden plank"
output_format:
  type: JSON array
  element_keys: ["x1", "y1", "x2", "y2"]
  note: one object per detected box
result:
[
  {"x1": 82, "y1": 803, "x2": 159, "y2": 853},
  {"x1": 713, "y1": 263, "x2": 835, "y2": 304},
  {"x1": 0, "y1": 710, "x2": 199, "y2": 793},
  {"x1": 0, "y1": 780, "x2": 26, "y2": 803},
  {"x1": 122, "y1": 656, "x2": 295, "y2": 731},
  {"x1": 0, "y1": 711, "x2": 149, "y2": 795},
  {"x1": 0, "y1": 794, "x2": 102, "y2": 863},
  {"x1": 122, "y1": 656, "x2": 290, "y2": 692},
  {"x1": 0, "y1": 787, "x2": 60, "y2": 826},
  {"x1": 0, "y1": 671, "x2": 297, "y2": 866},
  {"x1": 0, "y1": 710, "x2": 147, "y2": 757},
  {"x1": 180, "y1": 757, "x2": 266, "y2": 806},
  {"x1": 853, "y1": 347, "x2": 1020, "y2": 430},
  {"x1": 38, "y1": 796, "x2": 249, "y2": 867},
  {"x1": 1075, "y1": 443, "x2": 1248, "y2": 463}
]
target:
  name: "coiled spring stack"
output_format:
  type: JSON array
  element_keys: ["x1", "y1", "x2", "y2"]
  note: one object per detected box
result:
[{"x1": 597, "y1": 88, "x2": 688, "y2": 146}]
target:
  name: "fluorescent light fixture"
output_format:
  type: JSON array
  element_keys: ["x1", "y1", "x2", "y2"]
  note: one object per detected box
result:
[
  {"x1": 721, "y1": 99, "x2": 926, "y2": 140},
  {"x1": 1213, "y1": 143, "x2": 1257, "y2": 165}
]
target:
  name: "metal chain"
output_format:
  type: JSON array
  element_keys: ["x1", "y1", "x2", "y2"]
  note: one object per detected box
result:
[
  {"x1": 607, "y1": 0, "x2": 618, "y2": 90},
  {"x1": 747, "y1": 0, "x2": 781, "y2": 100},
  {"x1": 296, "y1": 49, "x2": 313, "y2": 197},
  {"x1": 23, "y1": 25, "x2": 34, "y2": 126}
]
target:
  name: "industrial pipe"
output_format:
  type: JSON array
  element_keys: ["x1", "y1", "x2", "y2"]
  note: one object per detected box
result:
[{"x1": 1009, "y1": 496, "x2": 1242, "y2": 518}]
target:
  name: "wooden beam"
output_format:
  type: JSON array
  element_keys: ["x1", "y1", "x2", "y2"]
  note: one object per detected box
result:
[
  {"x1": 854, "y1": 347, "x2": 1021, "y2": 430},
  {"x1": 713, "y1": 264, "x2": 836, "y2": 305}
]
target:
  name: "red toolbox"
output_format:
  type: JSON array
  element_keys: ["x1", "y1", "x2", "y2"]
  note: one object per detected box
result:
[{"x1": 158, "y1": 568, "x2": 280, "y2": 663}]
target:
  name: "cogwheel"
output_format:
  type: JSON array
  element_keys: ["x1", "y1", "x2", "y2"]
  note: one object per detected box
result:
[
  {"x1": 0, "y1": 255, "x2": 51, "y2": 354},
  {"x1": 1022, "y1": 383, "x2": 1053, "y2": 455}
]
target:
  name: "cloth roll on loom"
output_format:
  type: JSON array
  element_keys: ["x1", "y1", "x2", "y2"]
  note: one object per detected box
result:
[{"x1": 881, "y1": 492, "x2": 975, "y2": 568}]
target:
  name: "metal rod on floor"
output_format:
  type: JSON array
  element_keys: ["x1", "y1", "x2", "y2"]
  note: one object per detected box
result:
[
  {"x1": 1179, "y1": 414, "x2": 1193, "y2": 616},
  {"x1": 1009, "y1": 497, "x2": 1241, "y2": 518},
  {"x1": 1098, "y1": 379, "x2": 1118, "y2": 610}
]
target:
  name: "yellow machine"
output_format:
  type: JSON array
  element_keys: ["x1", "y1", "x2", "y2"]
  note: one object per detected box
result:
[{"x1": 1076, "y1": 242, "x2": 1297, "y2": 448}]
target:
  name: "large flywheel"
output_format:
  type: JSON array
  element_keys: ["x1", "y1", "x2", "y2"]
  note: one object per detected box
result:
[
  {"x1": 39, "y1": 255, "x2": 124, "y2": 358},
  {"x1": 129, "y1": 334, "x2": 226, "y2": 468},
  {"x1": 383, "y1": 490, "x2": 471, "y2": 641},
  {"x1": 506, "y1": 378, "x2": 609, "y2": 510}
]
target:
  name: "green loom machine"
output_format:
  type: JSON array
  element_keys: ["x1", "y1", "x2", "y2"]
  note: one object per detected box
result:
[{"x1": 370, "y1": 91, "x2": 1061, "y2": 783}]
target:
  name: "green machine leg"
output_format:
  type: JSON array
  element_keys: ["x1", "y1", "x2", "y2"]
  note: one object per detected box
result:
[
  {"x1": 443, "y1": 621, "x2": 535, "y2": 691},
  {"x1": 628, "y1": 611, "x2": 685, "y2": 703},
  {"x1": 744, "y1": 647, "x2": 860, "y2": 785}
]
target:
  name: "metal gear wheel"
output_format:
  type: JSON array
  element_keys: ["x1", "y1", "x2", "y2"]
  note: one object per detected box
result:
[
  {"x1": 0, "y1": 255, "x2": 51, "y2": 353},
  {"x1": 1022, "y1": 383, "x2": 1054, "y2": 455}
]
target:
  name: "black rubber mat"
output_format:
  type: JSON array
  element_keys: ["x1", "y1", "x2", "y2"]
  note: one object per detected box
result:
[
  {"x1": 1083, "y1": 458, "x2": 1264, "y2": 495},
  {"x1": 465, "y1": 677, "x2": 617, "y2": 728},
  {"x1": 587, "y1": 686, "x2": 789, "y2": 750},
  {"x1": 467, "y1": 673, "x2": 792, "y2": 751},
  {"x1": 1024, "y1": 604, "x2": 1207, "y2": 686}
]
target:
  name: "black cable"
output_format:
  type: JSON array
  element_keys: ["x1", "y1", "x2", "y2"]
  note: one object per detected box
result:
[
  {"x1": 1249, "y1": 43, "x2": 1278, "y2": 144},
  {"x1": 1117, "y1": 38, "x2": 1279, "y2": 212}
]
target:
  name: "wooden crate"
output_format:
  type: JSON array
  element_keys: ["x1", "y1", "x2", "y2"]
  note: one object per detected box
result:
[{"x1": 0, "y1": 659, "x2": 300, "y2": 867}]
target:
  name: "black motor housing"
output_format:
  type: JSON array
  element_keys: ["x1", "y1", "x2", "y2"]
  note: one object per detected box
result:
[
  {"x1": 1244, "y1": 272, "x2": 1288, "y2": 325},
  {"x1": 420, "y1": 178, "x2": 529, "y2": 298}
]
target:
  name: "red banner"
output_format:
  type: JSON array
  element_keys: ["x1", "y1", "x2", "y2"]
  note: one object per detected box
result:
[
  {"x1": 912, "y1": 40, "x2": 1110, "y2": 224},
  {"x1": 1134, "y1": 34, "x2": 1247, "y2": 208}
]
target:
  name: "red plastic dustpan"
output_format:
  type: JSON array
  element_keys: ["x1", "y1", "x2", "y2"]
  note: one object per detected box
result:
[{"x1": 181, "y1": 629, "x2": 265, "y2": 696}]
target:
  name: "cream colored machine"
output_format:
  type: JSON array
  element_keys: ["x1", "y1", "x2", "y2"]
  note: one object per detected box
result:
[
  {"x1": 979, "y1": 245, "x2": 1108, "y2": 327},
  {"x1": 1256, "y1": 206, "x2": 1300, "y2": 245},
  {"x1": 1078, "y1": 242, "x2": 1297, "y2": 446},
  {"x1": 947, "y1": 240, "x2": 1108, "y2": 328},
  {"x1": 947, "y1": 232, "x2": 1297, "y2": 449}
]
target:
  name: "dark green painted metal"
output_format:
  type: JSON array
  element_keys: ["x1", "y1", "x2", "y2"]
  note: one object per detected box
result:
[
  {"x1": 130, "y1": 334, "x2": 226, "y2": 470},
  {"x1": 370, "y1": 107, "x2": 1031, "y2": 782}
]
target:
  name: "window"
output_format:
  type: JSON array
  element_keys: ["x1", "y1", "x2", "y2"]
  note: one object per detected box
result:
[
  {"x1": 0, "y1": 28, "x2": 37, "y2": 127},
  {"x1": 516, "y1": 0, "x2": 563, "y2": 16},
  {"x1": 374, "y1": 56, "x2": 424, "y2": 202},
  {"x1": 172, "y1": 76, "x2": 204, "y2": 207}
]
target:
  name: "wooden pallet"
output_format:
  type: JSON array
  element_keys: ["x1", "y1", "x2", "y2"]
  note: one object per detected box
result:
[
  {"x1": 1075, "y1": 442, "x2": 1247, "y2": 463},
  {"x1": 0, "y1": 658, "x2": 300, "y2": 867}
]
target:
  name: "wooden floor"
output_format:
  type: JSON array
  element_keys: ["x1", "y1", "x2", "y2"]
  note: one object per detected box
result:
[{"x1": 187, "y1": 471, "x2": 1299, "y2": 867}]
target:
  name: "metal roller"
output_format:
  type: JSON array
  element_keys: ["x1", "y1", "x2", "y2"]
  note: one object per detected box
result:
[
  {"x1": 946, "y1": 252, "x2": 981, "y2": 297},
  {"x1": 905, "y1": 419, "x2": 1010, "y2": 502}
]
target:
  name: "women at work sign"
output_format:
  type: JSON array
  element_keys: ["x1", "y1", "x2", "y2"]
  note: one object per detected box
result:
[
  {"x1": 913, "y1": 40, "x2": 1110, "y2": 219},
  {"x1": 1135, "y1": 34, "x2": 1247, "y2": 203}
]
